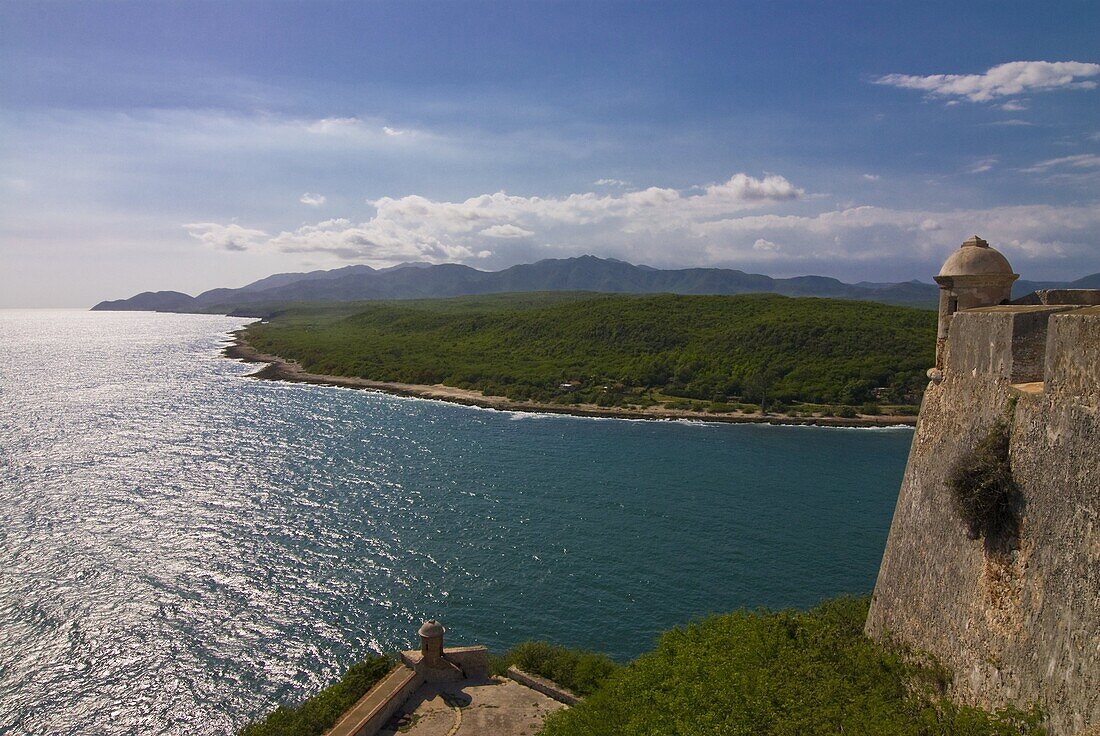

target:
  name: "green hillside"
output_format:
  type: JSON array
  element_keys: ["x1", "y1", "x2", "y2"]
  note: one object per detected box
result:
[
  {"x1": 537, "y1": 598, "x2": 1042, "y2": 736},
  {"x1": 242, "y1": 292, "x2": 936, "y2": 410}
]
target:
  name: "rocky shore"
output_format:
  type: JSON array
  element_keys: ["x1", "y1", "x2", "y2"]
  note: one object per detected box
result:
[{"x1": 223, "y1": 331, "x2": 917, "y2": 428}]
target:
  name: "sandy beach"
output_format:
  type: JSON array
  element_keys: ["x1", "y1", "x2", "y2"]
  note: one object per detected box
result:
[{"x1": 223, "y1": 331, "x2": 917, "y2": 428}]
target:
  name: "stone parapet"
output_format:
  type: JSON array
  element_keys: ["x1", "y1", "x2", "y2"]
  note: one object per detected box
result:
[
  {"x1": 1044, "y1": 306, "x2": 1100, "y2": 403},
  {"x1": 441, "y1": 646, "x2": 490, "y2": 678},
  {"x1": 945, "y1": 306, "x2": 1076, "y2": 384},
  {"x1": 1013, "y1": 289, "x2": 1100, "y2": 307},
  {"x1": 326, "y1": 664, "x2": 424, "y2": 736}
]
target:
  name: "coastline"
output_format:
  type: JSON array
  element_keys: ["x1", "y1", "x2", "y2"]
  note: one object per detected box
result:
[{"x1": 223, "y1": 331, "x2": 917, "y2": 428}]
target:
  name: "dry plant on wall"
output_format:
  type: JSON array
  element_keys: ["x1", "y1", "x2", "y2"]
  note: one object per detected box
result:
[{"x1": 947, "y1": 420, "x2": 1022, "y2": 559}]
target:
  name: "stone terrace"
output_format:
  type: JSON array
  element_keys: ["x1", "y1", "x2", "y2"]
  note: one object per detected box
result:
[{"x1": 379, "y1": 676, "x2": 565, "y2": 736}]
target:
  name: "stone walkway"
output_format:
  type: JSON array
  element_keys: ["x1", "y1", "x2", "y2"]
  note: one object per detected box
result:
[{"x1": 378, "y1": 676, "x2": 566, "y2": 736}]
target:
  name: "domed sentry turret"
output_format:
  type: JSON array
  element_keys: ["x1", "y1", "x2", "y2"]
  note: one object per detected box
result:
[
  {"x1": 932, "y1": 236, "x2": 1018, "y2": 369},
  {"x1": 419, "y1": 619, "x2": 446, "y2": 667}
]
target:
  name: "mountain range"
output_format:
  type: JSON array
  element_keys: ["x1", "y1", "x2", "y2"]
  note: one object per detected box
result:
[{"x1": 91, "y1": 256, "x2": 1100, "y2": 314}]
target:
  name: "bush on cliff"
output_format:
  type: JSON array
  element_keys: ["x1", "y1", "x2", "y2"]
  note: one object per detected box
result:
[
  {"x1": 491, "y1": 641, "x2": 620, "y2": 697},
  {"x1": 238, "y1": 655, "x2": 393, "y2": 736},
  {"x1": 540, "y1": 597, "x2": 1044, "y2": 736}
]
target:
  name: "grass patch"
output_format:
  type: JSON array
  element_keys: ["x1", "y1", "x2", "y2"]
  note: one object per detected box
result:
[
  {"x1": 490, "y1": 641, "x2": 620, "y2": 697},
  {"x1": 238, "y1": 656, "x2": 393, "y2": 736},
  {"x1": 540, "y1": 597, "x2": 1043, "y2": 736}
]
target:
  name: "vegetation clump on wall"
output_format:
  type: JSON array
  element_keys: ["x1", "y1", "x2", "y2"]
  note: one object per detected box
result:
[
  {"x1": 947, "y1": 421, "x2": 1020, "y2": 553},
  {"x1": 539, "y1": 598, "x2": 1043, "y2": 736}
]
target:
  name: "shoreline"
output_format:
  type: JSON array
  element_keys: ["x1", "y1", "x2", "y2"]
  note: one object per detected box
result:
[{"x1": 222, "y1": 331, "x2": 917, "y2": 428}]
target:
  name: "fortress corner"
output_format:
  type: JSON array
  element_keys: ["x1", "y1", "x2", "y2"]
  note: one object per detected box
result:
[{"x1": 866, "y1": 237, "x2": 1099, "y2": 735}]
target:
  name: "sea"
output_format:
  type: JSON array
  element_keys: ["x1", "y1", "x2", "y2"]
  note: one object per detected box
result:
[{"x1": 0, "y1": 309, "x2": 914, "y2": 735}]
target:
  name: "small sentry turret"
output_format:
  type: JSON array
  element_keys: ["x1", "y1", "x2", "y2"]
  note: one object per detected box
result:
[
  {"x1": 932, "y1": 236, "x2": 1018, "y2": 368},
  {"x1": 418, "y1": 619, "x2": 446, "y2": 667}
]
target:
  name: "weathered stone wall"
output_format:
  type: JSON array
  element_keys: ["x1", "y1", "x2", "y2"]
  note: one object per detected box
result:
[
  {"x1": 443, "y1": 645, "x2": 490, "y2": 677},
  {"x1": 1014, "y1": 290, "x2": 1100, "y2": 307},
  {"x1": 866, "y1": 307, "x2": 1099, "y2": 735}
]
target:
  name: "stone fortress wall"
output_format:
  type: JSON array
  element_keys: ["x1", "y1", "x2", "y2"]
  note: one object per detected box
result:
[{"x1": 866, "y1": 238, "x2": 1099, "y2": 735}]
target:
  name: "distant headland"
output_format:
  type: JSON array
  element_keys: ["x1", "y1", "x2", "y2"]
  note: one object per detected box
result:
[
  {"x1": 224, "y1": 328, "x2": 917, "y2": 428},
  {"x1": 221, "y1": 291, "x2": 935, "y2": 427}
]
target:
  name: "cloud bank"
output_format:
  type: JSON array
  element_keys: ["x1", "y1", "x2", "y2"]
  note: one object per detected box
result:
[
  {"x1": 184, "y1": 174, "x2": 1100, "y2": 276},
  {"x1": 874, "y1": 61, "x2": 1100, "y2": 103}
]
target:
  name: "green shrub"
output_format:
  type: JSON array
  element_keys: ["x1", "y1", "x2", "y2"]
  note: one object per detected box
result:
[
  {"x1": 541, "y1": 598, "x2": 1043, "y2": 736},
  {"x1": 947, "y1": 421, "x2": 1020, "y2": 550},
  {"x1": 834, "y1": 405, "x2": 858, "y2": 418},
  {"x1": 239, "y1": 656, "x2": 393, "y2": 736},
  {"x1": 490, "y1": 641, "x2": 620, "y2": 697}
]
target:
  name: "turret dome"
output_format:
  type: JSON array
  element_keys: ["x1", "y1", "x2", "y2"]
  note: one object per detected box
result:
[
  {"x1": 937, "y1": 235, "x2": 1014, "y2": 277},
  {"x1": 418, "y1": 620, "x2": 445, "y2": 638}
]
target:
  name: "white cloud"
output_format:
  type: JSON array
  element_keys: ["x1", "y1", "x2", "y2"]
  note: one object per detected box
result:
[
  {"x1": 983, "y1": 119, "x2": 1036, "y2": 127},
  {"x1": 703, "y1": 173, "x2": 802, "y2": 201},
  {"x1": 306, "y1": 117, "x2": 363, "y2": 134},
  {"x1": 184, "y1": 222, "x2": 268, "y2": 252},
  {"x1": 193, "y1": 173, "x2": 802, "y2": 263},
  {"x1": 873, "y1": 61, "x2": 1100, "y2": 103},
  {"x1": 965, "y1": 157, "x2": 999, "y2": 174},
  {"x1": 861, "y1": 173, "x2": 880, "y2": 181},
  {"x1": 694, "y1": 203, "x2": 1100, "y2": 266},
  {"x1": 1021, "y1": 154, "x2": 1100, "y2": 173},
  {"x1": 480, "y1": 223, "x2": 535, "y2": 239},
  {"x1": 300, "y1": 192, "x2": 326, "y2": 206},
  {"x1": 1000, "y1": 100, "x2": 1029, "y2": 111},
  {"x1": 303, "y1": 117, "x2": 425, "y2": 144},
  {"x1": 183, "y1": 174, "x2": 1100, "y2": 279},
  {"x1": 594, "y1": 178, "x2": 630, "y2": 187}
]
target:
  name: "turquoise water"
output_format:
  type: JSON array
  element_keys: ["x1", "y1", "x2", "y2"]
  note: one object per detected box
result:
[{"x1": 0, "y1": 310, "x2": 913, "y2": 735}]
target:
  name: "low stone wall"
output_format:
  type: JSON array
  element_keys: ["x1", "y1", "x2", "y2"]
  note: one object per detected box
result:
[
  {"x1": 506, "y1": 666, "x2": 581, "y2": 706},
  {"x1": 326, "y1": 664, "x2": 423, "y2": 736}
]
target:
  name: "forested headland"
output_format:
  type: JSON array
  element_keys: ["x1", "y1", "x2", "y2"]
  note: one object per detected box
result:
[{"x1": 240, "y1": 292, "x2": 935, "y2": 416}]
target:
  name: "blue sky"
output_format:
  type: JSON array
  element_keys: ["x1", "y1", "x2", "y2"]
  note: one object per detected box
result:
[{"x1": 2, "y1": 1, "x2": 1098, "y2": 306}]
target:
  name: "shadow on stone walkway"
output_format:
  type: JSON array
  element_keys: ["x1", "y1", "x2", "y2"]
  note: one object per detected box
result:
[{"x1": 378, "y1": 675, "x2": 565, "y2": 736}]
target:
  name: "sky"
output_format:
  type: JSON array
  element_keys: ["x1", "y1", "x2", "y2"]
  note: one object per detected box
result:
[{"x1": 1, "y1": 1, "x2": 1098, "y2": 307}]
